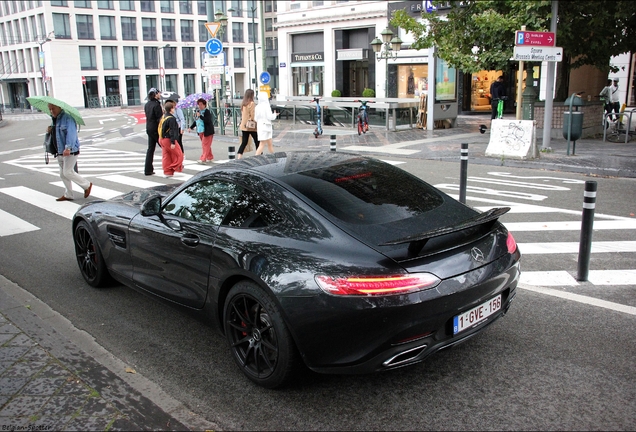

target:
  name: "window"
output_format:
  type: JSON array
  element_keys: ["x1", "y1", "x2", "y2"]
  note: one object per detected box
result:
[
  {"x1": 74, "y1": 0, "x2": 91, "y2": 7},
  {"x1": 102, "y1": 46, "x2": 118, "y2": 69},
  {"x1": 142, "y1": 18, "x2": 156, "y2": 41},
  {"x1": 248, "y1": 23, "x2": 258, "y2": 43},
  {"x1": 125, "y1": 75, "x2": 140, "y2": 105},
  {"x1": 123, "y1": 46, "x2": 137, "y2": 69},
  {"x1": 198, "y1": 20, "x2": 207, "y2": 42},
  {"x1": 312, "y1": 1, "x2": 324, "y2": 6},
  {"x1": 51, "y1": 0, "x2": 68, "y2": 6},
  {"x1": 165, "y1": 74, "x2": 177, "y2": 92},
  {"x1": 179, "y1": 0, "x2": 191, "y2": 14},
  {"x1": 140, "y1": 0, "x2": 154, "y2": 12},
  {"x1": 119, "y1": 0, "x2": 135, "y2": 11},
  {"x1": 247, "y1": 0, "x2": 257, "y2": 18},
  {"x1": 144, "y1": 46, "x2": 158, "y2": 69},
  {"x1": 14, "y1": 20, "x2": 22, "y2": 43},
  {"x1": 182, "y1": 46, "x2": 194, "y2": 68},
  {"x1": 99, "y1": 16, "x2": 116, "y2": 40},
  {"x1": 162, "y1": 19, "x2": 175, "y2": 41},
  {"x1": 230, "y1": 0, "x2": 241, "y2": 17},
  {"x1": 121, "y1": 17, "x2": 136, "y2": 40},
  {"x1": 97, "y1": 0, "x2": 114, "y2": 9},
  {"x1": 37, "y1": 14, "x2": 45, "y2": 39},
  {"x1": 163, "y1": 179, "x2": 239, "y2": 224},
  {"x1": 265, "y1": 18, "x2": 273, "y2": 32},
  {"x1": 76, "y1": 15, "x2": 94, "y2": 39},
  {"x1": 29, "y1": 16, "x2": 37, "y2": 41},
  {"x1": 79, "y1": 45, "x2": 97, "y2": 69},
  {"x1": 180, "y1": 19, "x2": 193, "y2": 41},
  {"x1": 265, "y1": 1, "x2": 273, "y2": 13},
  {"x1": 184, "y1": 73, "x2": 195, "y2": 94},
  {"x1": 197, "y1": 0, "x2": 205, "y2": 15},
  {"x1": 233, "y1": 47, "x2": 244, "y2": 68},
  {"x1": 232, "y1": 22, "x2": 243, "y2": 43},
  {"x1": 266, "y1": 37, "x2": 277, "y2": 50},
  {"x1": 160, "y1": 1, "x2": 174, "y2": 13},
  {"x1": 52, "y1": 13, "x2": 71, "y2": 39},
  {"x1": 164, "y1": 46, "x2": 176, "y2": 68}
]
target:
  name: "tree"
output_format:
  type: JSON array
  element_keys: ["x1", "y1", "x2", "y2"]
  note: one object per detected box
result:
[{"x1": 391, "y1": 0, "x2": 636, "y2": 100}]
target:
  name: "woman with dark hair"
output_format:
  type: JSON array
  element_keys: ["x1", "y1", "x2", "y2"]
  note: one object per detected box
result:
[
  {"x1": 238, "y1": 89, "x2": 259, "y2": 158},
  {"x1": 188, "y1": 98, "x2": 214, "y2": 164},
  {"x1": 159, "y1": 101, "x2": 184, "y2": 177}
]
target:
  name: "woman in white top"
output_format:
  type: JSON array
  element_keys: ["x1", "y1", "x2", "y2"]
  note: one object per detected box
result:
[{"x1": 254, "y1": 92, "x2": 278, "y2": 155}]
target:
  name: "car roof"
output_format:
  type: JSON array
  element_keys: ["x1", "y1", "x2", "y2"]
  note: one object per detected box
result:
[{"x1": 207, "y1": 151, "x2": 368, "y2": 179}]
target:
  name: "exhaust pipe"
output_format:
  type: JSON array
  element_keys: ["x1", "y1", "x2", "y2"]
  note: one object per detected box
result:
[{"x1": 382, "y1": 344, "x2": 428, "y2": 368}]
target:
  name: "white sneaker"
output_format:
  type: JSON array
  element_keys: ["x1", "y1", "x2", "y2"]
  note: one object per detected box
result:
[{"x1": 196, "y1": 160, "x2": 205, "y2": 164}]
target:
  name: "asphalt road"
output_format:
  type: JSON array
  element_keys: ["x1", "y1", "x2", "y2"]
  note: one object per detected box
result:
[{"x1": 0, "y1": 113, "x2": 634, "y2": 430}]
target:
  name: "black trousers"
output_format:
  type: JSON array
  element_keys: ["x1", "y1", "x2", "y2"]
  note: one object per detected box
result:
[
  {"x1": 238, "y1": 130, "x2": 260, "y2": 155},
  {"x1": 145, "y1": 131, "x2": 159, "y2": 175}
]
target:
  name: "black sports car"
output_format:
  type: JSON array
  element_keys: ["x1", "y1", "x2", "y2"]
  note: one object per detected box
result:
[{"x1": 72, "y1": 152, "x2": 520, "y2": 388}]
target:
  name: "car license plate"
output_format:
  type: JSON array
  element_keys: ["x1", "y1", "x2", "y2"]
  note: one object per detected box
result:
[{"x1": 453, "y1": 294, "x2": 502, "y2": 335}]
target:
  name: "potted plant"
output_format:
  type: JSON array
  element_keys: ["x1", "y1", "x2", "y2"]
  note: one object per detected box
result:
[
  {"x1": 331, "y1": 89, "x2": 342, "y2": 97},
  {"x1": 362, "y1": 88, "x2": 375, "y2": 98}
]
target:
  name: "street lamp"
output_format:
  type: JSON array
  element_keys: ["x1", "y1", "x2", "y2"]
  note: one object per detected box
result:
[
  {"x1": 214, "y1": 10, "x2": 228, "y2": 133},
  {"x1": 157, "y1": 43, "x2": 170, "y2": 91},
  {"x1": 247, "y1": 47, "x2": 262, "y2": 92},
  {"x1": 37, "y1": 31, "x2": 54, "y2": 95},
  {"x1": 228, "y1": 5, "x2": 258, "y2": 95},
  {"x1": 370, "y1": 27, "x2": 402, "y2": 98}
]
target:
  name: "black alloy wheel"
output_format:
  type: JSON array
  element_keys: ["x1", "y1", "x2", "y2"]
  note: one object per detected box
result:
[
  {"x1": 224, "y1": 281, "x2": 299, "y2": 388},
  {"x1": 73, "y1": 220, "x2": 109, "y2": 287}
]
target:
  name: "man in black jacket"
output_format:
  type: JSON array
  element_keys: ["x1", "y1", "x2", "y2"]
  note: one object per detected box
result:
[{"x1": 144, "y1": 88, "x2": 163, "y2": 175}]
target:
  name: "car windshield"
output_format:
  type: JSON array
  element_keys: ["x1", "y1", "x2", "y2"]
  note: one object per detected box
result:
[{"x1": 279, "y1": 159, "x2": 444, "y2": 226}]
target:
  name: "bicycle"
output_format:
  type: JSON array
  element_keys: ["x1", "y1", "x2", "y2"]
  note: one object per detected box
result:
[
  {"x1": 310, "y1": 97, "x2": 323, "y2": 138},
  {"x1": 604, "y1": 109, "x2": 634, "y2": 143},
  {"x1": 354, "y1": 100, "x2": 373, "y2": 135}
]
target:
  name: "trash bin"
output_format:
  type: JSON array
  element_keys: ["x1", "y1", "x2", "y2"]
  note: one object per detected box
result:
[{"x1": 562, "y1": 93, "x2": 584, "y2": 142}]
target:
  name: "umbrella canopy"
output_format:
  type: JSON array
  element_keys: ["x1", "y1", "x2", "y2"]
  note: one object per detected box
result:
[
  {"x1": 160, "y1": 91, "x2": 180, "y2": 102},
  {"x1": 26, "y1": 96, "x2": 85, "y2": 126},
  {"x1": 176, "y1": 92, "x2": 213, "y2": 109}
]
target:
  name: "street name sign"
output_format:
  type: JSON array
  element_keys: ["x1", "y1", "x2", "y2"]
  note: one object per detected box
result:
[
  {"x1": 515, "y1": 31, "x2": 555, "y2": 46},
  {"x1": 513, "y1": 46, "x2": 563, "y2": 62}
]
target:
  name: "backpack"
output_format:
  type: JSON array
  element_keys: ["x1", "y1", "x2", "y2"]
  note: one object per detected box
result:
[{"x1": 158, "y1": 115, "x2": 173, "y2": 139}]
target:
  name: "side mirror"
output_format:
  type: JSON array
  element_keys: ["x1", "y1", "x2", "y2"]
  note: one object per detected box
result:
[{"x1": 140, "y1": 195, "x2": 162, "y2": 216}]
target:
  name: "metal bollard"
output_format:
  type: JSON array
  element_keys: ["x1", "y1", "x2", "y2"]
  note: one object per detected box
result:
[
  {"x1": 330, "y1": 135, "x2": 337, "y2": 152},
  {"x1": 459, "y1": 143, "x2": 468, "y2": 204},
  {"x1": 577, "y1": 180, "x2": 597, "y2": 281},
  {"x1": 228, "y1": 146, "x2": 236, "y2": 160}
]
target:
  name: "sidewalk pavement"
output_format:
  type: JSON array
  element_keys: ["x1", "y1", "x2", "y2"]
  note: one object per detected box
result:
[{"x1": 0, "y1": 276, "x2": 215, "y2": 431}]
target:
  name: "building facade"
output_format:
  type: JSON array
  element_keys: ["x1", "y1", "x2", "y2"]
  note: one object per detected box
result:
[{"x1": 0, "y1": 0, "x2": 267, "y2": 108}]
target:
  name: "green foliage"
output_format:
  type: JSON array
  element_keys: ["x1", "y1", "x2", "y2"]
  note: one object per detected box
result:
[
  {"x1": 331, "y1": 89, "x2": 342, "y2": 97},
  {"x1": 391, "y1": 0, "x2": 636, "y2": 86},
  {"x1": 362, "y1": 88, "x2": 375, "y2": 97}
]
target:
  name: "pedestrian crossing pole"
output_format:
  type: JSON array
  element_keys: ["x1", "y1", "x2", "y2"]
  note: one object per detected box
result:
[
  {"x1": 228, "y1": 146, "x2": 236, "y2": 160},
  {"x1": 577, "y1": 180, "x2": 597, "y2": 281},
  {"x1": 459, "y1": 143, "x2": 468, "y2": 204},
  {"x1": 330, "y1": 135, "x2": 337, "y2": 152}
]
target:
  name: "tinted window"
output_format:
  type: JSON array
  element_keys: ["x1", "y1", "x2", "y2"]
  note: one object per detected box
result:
[
  {"x1": 163, "y1": 179, "x2": 283, "y2": 228},
  {"x1": 280, "y1": 159, "x2": 443, "y2": 225},
  {"x1": 164, "y1": 179, "x2": 240, "y2": 225},
  {"x1": 222, "y1": 189, "x2": 284, "y2": 228}
]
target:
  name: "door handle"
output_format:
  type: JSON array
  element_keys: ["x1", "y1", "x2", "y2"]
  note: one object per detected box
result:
[{"x1": 180, "y1": 233, "x2": 200, "y2": 247}]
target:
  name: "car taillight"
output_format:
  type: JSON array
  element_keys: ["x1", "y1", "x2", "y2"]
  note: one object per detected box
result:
[
  {"x1": 315, "y1": 273, "x2": 441, "y2": 296},
  {"x1": 507, "y1": 232, "x2": 517, "y2": 254}
]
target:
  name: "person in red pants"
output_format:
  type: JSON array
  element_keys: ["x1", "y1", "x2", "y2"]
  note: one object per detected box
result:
[
  {"x1": 188, "y1": 98, "x2": 215, "y2": 164},
  {"x1": 158, "y1": 101, "x2": 184, "y2": 177}
]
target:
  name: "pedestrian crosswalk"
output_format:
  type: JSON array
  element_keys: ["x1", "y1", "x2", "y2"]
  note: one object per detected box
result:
[{"x1": 1, "y1": 154, "x2": 634, "y2": 291}]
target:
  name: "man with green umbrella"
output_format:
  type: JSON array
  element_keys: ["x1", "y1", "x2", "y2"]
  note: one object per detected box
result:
[{"x1": 47, "y1": 102, "x2": 92, "y2": 201}]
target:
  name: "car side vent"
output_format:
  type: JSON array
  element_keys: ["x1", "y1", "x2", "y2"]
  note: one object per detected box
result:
[{"x1": 107, "y1": 227, "x2": 127, "y2": 249}]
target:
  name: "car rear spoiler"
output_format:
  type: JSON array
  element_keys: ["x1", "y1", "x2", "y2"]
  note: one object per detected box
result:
[{"x1": 379, "y1": 207, "x2": 510, "y2": 254}]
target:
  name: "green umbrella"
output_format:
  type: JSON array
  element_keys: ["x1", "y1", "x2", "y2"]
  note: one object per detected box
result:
[{"x1": 26, "y1": 95, "x2": 86, "y2": 126}]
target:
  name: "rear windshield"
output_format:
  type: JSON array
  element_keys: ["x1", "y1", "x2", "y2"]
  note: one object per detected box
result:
[{"x1": 279, "y1": 159, "x2": 444, "y2": 226}]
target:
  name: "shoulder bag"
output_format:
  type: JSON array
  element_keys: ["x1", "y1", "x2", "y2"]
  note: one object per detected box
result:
[
  {"x1": 246, "y1": 103, "x2": 257, "y2": 129},
  {"x1": 43, "y1": 132, "x2": 57, "y2": 164}
]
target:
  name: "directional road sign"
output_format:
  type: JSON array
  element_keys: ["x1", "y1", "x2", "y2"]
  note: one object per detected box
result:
[
  {"x1": 515, "y1": 31, "x2": 555, "y2": 47},
  {"x1": 259, "y1": 71, "x2": 271, "y2": 85},
  {"x1": 206, "y1": 38, "x2": 223, "y2": 56},
  {"x1": 513, "y1": 46, "x2": 563, "y2": 62}
]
